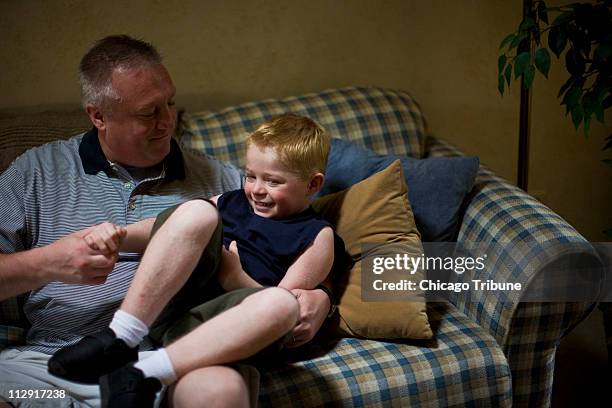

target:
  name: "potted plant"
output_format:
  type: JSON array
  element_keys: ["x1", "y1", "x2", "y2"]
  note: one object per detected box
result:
[{"x1": 497, "y1": 0, "x2": 611, "y2": 235}]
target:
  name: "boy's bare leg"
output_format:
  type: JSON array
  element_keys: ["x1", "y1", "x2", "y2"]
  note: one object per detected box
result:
[
  {"x1": 47, "y1": 199, "x2": 222, "y2": 384},
  {"x1": 166, "y1": 287, "x2": 299, "y2": 378},
  {"x1": 101, "y1": 288, "x2": 297, "y2": 407},
  {"x1": 121, "y1": 199, "x2": 218, "y2": 326}
]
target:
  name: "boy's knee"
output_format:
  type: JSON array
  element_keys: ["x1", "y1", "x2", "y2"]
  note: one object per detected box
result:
[
  {"x1": 170, "y1": 199, "x2": 218, "y2": 236},
  {"x1": 246, "y1": 287, "x2": 299, "y2": 333},
  {"x1": 172, "y1": 366, "x2": 249, "y2": 408}
]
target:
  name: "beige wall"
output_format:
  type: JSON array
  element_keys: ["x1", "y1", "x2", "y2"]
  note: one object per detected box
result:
[{"x1": 1, "y1": 0, "x2": 610, "y2": 241}]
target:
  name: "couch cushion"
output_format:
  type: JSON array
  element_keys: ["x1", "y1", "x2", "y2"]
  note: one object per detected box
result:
[
  {"x1": 313, "y1": 160, "x2": 432, "y2": 340},
  {"x1": 258, "y1": 302, "x2": 512, "y2": 407},
  {"x1": 320, "y1": 138, "x2": 479, "y2": 242},
  {"x1": 179, "y1": 86, "x2": 428, "y2": 167}
]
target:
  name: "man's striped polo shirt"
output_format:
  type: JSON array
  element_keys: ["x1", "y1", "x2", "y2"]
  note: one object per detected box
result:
[{"x1": 0, "y1": 128, "x2": 241, "y2": 354}]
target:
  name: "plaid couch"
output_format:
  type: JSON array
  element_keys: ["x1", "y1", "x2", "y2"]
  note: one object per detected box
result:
[{"x1": 0, "y1": 87, "x2": 604, "y2": 407}]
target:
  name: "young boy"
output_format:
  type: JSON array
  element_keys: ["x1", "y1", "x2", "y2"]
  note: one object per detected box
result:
[{"x1": 50, "y1": 113, "x2": 349, "y2": 407}]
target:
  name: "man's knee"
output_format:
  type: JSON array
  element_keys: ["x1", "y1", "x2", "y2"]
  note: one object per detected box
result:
[
  {"x1": 170, "y1": 366, "x2": 249, "y2": 408},
  {"x1": 244, "y1": 287, "x2": 300, "y2": 334}
]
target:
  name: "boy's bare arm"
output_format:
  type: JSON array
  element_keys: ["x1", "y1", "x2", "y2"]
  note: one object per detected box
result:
[
  {"x1": 121, "y1": 218, "x2": 155, "y2": 253},
  {"x1": 278, "y1": 227, "x2": 335, "y2": 348},
  {"x1": 0, "y1": 228, "x2": 117, "y2": 300},
  {"x1": 83, "y1": 218, "x2": 155, "y2": 255},
  {"x1": 278, "y1": 227, "x2": 335, "y2": 291}
]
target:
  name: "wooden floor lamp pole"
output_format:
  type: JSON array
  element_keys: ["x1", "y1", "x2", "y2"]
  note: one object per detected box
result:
[{"x1": 517, "y1": 0, "x2": 533, "y2": 191}]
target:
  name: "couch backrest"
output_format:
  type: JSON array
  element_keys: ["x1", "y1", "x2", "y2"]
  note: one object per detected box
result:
[
  {"x1": 179, "y1": 86, "x2": 428, "y2": 167},
  {"x1": 0, "y1": 110, "x2": 91, "y2": 174}
]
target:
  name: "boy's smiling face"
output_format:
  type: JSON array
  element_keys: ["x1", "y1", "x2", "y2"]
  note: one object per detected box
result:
[{"x1": 243, "y1": 144, "x2": 318, "y2": 219}]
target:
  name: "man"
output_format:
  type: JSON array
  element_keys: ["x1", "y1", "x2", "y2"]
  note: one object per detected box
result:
[{"x1": 0, "y1": 35, "x2": 332, "y2": 407}]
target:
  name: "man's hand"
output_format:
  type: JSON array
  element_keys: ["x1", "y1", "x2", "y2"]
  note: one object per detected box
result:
[
  {"x1": 286, "y1": 287, "x2": 330, "y2": 348},
  {"x1": 83, "y1": 222, "x2": 127, "y2": 255},
  {"x1": 40, "y1": 230, "x2": 119, "y2": 285}
]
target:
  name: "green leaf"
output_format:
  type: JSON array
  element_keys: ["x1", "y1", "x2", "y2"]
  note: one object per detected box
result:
[
  {"x1": 594, "y1": 103, "x2": 605, "y2": 123},
  {"x1": 557, "y1": 76, "x2": 574, "y2": 98},
  {"x1": 514, "y1": 51, "x2": 531, "y2": 79},
  {"x1": 564, "y1": 86, "x2": 583, "y2": 109},
  {"x1": 594, "y1": 43, "x2": 612, "y2": 64},
  {"x1": 567, "y1": 24, "x2": 590, "y2": 55},
  {"x1": 582, "y1": 92, "x2": 595, "y2": 114},
  {"x1": 499, "y1": 33, "x2": 516, "y2": 50},
  {"x1": 565, "y1": 48, "x2": 585, "y2": 76},
  {"x1": 571, "y1": 104, "x2": 584, "y2": 130},
  {"x1": 498, "y1": 54, "x2": 507, "y2": 75},
  {"x1": 504, "y1": 64, "x2": 512, "y2": 86},
  {"x1": 523, "y1": 65, "x2": 536, "y2": 89},
  {"x1": 537, "y1": 1, "x2": 549, "y2": 24},
  {"x1": 510, "y1": 32, "x2": 528, "y2": 50},
  {"x1": 583, "y1": 112, "x2": 591, "y2": 137},
  {"x1": 592, "y1": 88, "x2": 608, "y2": 122},
  {"x1": 603, "y1": 135, "x2": 612, "y2": 151},
  {"x1": 535, "y1": 48, "x2": 551, "y2": 78},
  {"x1": 498, "y1": 74, "x2": 505, "y2": 95},
  {"x1": 594, "y1": 81, "x2": 609, "y2": 103},
  {"x1": 548, "y1": 25, "x2": 568, "y2": 58},
  {"x1": 519, "y1": 17, "x2": 537, "y2": 32},
  {"x1": 552, "y1": 10, "x2": 573, "y2": 26}
]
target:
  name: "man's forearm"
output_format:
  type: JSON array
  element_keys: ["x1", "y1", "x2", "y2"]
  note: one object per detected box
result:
[{"x1": 0, "y1": 247, "x2": 50, "y2": 301}]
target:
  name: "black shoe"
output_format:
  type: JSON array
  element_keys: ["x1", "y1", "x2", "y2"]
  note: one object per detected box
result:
[
  {"x1": 48, "y1": 327, "x2": 138, "y2": 384},
  {"x1": 100, "y1": 365, "x2": 161, "y2": 408}
]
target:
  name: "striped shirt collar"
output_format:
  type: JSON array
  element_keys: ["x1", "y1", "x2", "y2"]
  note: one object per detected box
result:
[{"x1": 78, "y1": 127, "x2": 186, "y2": 181}]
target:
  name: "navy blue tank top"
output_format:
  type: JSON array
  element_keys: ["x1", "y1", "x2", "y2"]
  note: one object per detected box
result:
[{"x1": 217, "y1": 189, "x2": 333, "y2": 286}]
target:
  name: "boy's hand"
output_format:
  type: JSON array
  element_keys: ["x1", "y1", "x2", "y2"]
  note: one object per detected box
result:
[
  {"x1": 218, "y1": 241, "x2": 261, "y2": 291},
  {"x1": 221, "y1": 240, "x2": 242, "y2": 274},
  {"x1": 83, "y1": 222, "x2": 127, "y2": 256}
]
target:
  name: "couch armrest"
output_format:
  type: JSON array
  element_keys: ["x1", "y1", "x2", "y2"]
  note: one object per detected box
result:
[{"x1": 426, "y1": 136, "x2": 604, "y2": 407}]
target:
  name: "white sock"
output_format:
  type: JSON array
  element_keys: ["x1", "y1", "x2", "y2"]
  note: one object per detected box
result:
[
  {"x1": 134, "y1": 348, "x2": 177, "y2": 385},
  {"x1": 109, "y1": 309, "x2": 149, "y2": 348}
]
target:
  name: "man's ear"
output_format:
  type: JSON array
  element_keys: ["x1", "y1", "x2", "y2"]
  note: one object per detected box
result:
[
  {"x1": 85, "y1": 104, "x2": 106, "y2": 130},
  {"x1": 307, "y1": 173, "x2": 325, "y2": 195}
]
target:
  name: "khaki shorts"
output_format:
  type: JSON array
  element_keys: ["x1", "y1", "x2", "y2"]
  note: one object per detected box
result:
[
  {"x1": 147, "y1": 199, "x2": 226, "y2": 343},
  {"x1": 149, "y1": 200, "x2": 291, "y2": 353}
]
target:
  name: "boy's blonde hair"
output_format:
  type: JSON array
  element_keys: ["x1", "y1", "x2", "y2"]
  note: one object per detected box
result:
[{"x1": 246, "y1": 113, "x2": 330, "y2": 180}]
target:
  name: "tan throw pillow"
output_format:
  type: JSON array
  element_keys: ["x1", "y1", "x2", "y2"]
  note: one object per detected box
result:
[{"x1": 313, "y1": 160, "x2": 432, "y2": 339}]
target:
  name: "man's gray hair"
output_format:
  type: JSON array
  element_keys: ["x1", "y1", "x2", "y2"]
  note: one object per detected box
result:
[{"x1": 79, "y1": 35, "x2": 162, "y2": 111}]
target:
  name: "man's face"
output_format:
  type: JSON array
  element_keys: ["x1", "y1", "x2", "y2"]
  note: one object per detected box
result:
[{"x1": 94, "y1": 64, "x2": 177, "y2": 168}]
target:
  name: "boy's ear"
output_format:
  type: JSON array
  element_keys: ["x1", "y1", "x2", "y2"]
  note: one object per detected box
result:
[
  {"x1": 86, "y1": 104, "x2": 106, "y2": 130},
  {"x1": 307, "y1": 173, "x2": 325, "y2": 194}
]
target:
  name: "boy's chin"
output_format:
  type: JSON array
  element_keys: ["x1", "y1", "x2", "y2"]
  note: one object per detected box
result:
[{"x1": 252, "y1": 207, "x2": 276, "y2": 218}]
